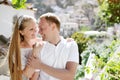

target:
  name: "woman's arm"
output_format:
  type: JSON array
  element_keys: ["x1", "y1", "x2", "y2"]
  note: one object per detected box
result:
[
  {"x1": 22, "y1": 41, "x2": 43, "y2": 79},
  {"x1": 22, "y1": 65, "x2": 35, "y2": 78}
]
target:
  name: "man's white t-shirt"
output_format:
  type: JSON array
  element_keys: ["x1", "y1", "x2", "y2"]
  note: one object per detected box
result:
[{"x1": 39, "y1": 37, "x2": 79, "y2": 80}]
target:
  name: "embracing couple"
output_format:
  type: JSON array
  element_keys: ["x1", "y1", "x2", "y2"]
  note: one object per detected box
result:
[{"x1": 8, "y1": 12, "x2": 79, "y2": 80}]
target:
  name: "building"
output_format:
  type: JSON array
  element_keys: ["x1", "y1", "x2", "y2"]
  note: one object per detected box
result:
[{"x1": 60, "y1": 22, "x2": 79, "y2": 37}]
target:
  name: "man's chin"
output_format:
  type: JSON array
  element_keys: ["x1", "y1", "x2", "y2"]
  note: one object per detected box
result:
[{"x1": 42, "y1": 38, "x2": 46, "y2": 41}]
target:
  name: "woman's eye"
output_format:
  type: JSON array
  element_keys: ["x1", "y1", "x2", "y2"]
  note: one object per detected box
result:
[{"x1": 30, "y1": 28, "x2": 33, "y2": 30}]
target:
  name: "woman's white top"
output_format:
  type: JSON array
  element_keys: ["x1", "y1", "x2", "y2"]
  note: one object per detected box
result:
[{"x1": 21, "y1": 48, "x2": 32, "y2": 80}]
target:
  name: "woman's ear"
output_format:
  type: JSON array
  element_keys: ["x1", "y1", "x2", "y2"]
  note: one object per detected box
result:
[{"x1": 19, "y1": 30, "x2": 24, "y2": 36}]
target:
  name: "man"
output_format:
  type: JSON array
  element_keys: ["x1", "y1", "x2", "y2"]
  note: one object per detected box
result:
[{"x1": 28, "y1": 12, "x2": 79, "y2": 80}]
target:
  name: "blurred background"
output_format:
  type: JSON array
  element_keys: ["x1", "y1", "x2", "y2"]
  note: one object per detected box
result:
[{"x1": 0, "y1": 0, "x2": 120, "y2": 80}]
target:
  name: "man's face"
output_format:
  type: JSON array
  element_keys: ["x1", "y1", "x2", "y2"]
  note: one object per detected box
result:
[{"x1": 38, "y1": 18, "x2": 52, "y2": 41}]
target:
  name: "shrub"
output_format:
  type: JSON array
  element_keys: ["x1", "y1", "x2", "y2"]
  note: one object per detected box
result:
[{"x1": 71, "y1": 32, "x2": 90, "y2": 64}]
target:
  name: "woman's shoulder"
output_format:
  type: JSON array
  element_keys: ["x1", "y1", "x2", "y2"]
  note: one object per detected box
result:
[{"x1": 20, "y1": 48, "x2": 32, "y2": 54}]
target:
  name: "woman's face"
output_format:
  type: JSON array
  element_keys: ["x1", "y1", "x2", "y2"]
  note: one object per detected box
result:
[{"x1": 20, "y1": 20, "x2": 39, "y2": 41}]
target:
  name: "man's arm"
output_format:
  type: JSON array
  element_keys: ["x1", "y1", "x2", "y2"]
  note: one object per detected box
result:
[
  {"x1": 27, "y1": 56, "x2": 78, "y2": 80},
  {"x1": 40, "y1": 61, "x2": 78, "y2": 80}
]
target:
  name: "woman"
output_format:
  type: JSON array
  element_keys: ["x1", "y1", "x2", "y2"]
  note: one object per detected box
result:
[{"x1": 8, "y1": 15, "x2": 41, "y2": 80}]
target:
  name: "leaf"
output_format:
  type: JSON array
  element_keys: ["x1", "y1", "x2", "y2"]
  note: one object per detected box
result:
[
  {"x1": 12, "y1": 0, "x2": 17, "y2": 4},
  {"x1": 12, "y1": 0, "x2": 27, "y2": 9}
]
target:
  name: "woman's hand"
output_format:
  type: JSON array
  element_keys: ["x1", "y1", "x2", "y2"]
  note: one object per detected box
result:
[
  {"x1": 66, "y1": 38, "x2": 74, "y2": 42},
  {"x1": 32, "y1": 41, "x2": 44, "y2": 58}
]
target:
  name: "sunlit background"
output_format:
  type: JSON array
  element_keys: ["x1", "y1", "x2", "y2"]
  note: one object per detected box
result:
[{"x1": 0, "y1": 0, "x2": 120, "y2": 80}]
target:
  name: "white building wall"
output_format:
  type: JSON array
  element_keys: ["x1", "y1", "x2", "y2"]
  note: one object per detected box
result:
[
  {"x1": 0, "y1": 4, "x2": 35, "y2": 38},
  {"x1": 60, "y1": 22, "x2": 79, "y2": 37}
]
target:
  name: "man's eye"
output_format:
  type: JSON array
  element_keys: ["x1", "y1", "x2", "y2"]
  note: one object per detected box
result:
[{"x1": 40, "y1": 29, "x2": 43, "y2": 31}]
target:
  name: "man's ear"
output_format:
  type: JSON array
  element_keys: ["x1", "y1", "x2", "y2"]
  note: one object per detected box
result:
[{"x1": 51, "y1": 23, "x2": 56, "y2": 31}]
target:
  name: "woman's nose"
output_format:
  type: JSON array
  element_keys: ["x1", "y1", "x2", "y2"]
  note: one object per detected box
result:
[
  {"x1": 39, "y1": 29, "x2": 43, "y2": 35},
  {"x1": 35, "y1": 27, "x2": 39, "y2": 32},
  {"x1": 34, "y1": 29, "x2": 37, "y2": 34}
]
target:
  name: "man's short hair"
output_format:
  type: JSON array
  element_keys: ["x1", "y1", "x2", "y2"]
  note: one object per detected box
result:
[{"x1": 39, "y1": 12, "x2": 61, "y2": 30}]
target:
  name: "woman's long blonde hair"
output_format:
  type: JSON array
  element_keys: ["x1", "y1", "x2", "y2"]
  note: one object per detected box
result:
[{"x1": 8, "y1": 15, "x2": 35, "y2": 80}]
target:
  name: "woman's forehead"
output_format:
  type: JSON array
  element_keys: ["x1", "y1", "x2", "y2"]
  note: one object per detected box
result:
[{"x1": 24, "y1": 20, "x2": 36, "y2": 28}]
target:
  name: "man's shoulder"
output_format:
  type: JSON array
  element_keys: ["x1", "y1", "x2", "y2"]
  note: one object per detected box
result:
[
  {"x1": 65, "y1": 39, "x2": 77, "y2": 45},
  {"x1": 63, "y1": 40, "x2": 77, "y2": 48}
]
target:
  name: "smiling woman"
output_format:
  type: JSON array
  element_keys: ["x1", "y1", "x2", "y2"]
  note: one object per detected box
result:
[{"x1": 8, "y1": 15, "x2": 41, "y2": 80}]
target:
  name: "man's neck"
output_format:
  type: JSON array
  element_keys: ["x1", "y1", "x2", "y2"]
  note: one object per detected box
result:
[{"x1": 49, "y1": 35, "x2": 61, "y2": 46}]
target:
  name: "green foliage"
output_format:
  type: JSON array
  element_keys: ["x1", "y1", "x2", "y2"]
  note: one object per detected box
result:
[
  {"x1": 97, "y1": 0, "x2": 104, "y2": 5},
  {"x1": 12, "y1": 0, "x2": 27, "y2": 9},
  {"x1": 71, "y1": 32, "x2": 90, "y2": 79},
  {"x1": 71, "y1": 32, "x2": 89, "y2": 54},
  {"x1": 100, "y1": 52, "x2": 120, "y2": 80},
  {"x1": 98, "y1": 0, "x2": 120, "y2": 26},
  {"x1": 71, "y1": 32, "x2": 90, "y2": 64},
  {"x1": 93, "y1": 56, "x2": 106, "y2": 69},
  {"x1": 75, "y1": 39, "x2": 120, "y2": 79},
  {"x1": 74, "y1": 65, "x2": 85, "y2": 80},
  {"x1": 81, "y1": 50, "x2": 90, "y2": 66},
  {"x1": 90, "y1": 40, "x2": 120, "y2": 70}
]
